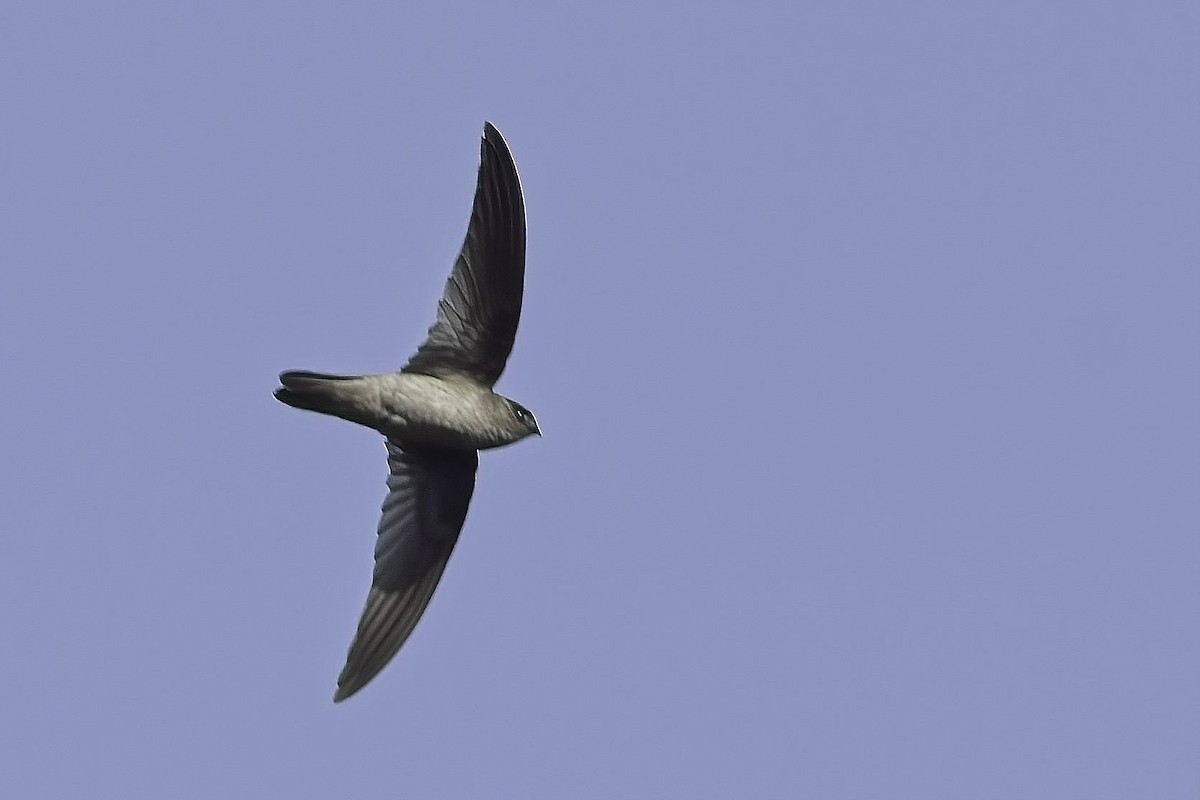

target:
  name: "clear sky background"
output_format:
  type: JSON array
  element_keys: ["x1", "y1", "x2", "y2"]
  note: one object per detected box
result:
[{"x1": 2, "y1": 2, "x2": 1197, "y2": 797}]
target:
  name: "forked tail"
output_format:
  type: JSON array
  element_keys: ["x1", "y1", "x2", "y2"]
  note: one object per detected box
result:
[{"x1": 274, "y1": 371, "x2": 365, "y2": 419}]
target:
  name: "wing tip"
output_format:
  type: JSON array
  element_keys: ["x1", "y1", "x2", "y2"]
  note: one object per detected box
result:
[
  {"x1": 333, "y1": 660, "x2": 373, "y2": 703},
  {"x1": 481, "y1": 121, "x2": 515, "y2": 164}
]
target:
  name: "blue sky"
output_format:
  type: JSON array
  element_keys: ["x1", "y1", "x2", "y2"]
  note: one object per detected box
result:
[{"x1": 2, "y1": 2, "x2": 1197, "y2": 797}]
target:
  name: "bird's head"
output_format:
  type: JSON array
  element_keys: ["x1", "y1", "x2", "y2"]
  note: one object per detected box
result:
[{"x1": 505, "y1": 398, "x2": 542, "y2": 440}]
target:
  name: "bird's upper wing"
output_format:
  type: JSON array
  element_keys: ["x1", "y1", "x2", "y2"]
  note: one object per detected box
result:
[
  {"x1": 402, "y1": 122, "x2": 526, "y2": 388},
  {"x1": 333, "y1": 440, "x2": 478, "y2": 702}
]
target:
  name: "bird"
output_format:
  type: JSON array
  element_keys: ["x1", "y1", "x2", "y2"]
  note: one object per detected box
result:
[{"x1": 274, "y1": 122, "x2": 539, "y2": 702}]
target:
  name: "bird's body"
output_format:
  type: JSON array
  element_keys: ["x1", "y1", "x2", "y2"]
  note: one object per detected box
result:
[
  {"x1": 277, "y1": 370, "x2": 531, "y2": 450},
  {"x1": 274, "y1": 122, "x2": 538, "y2": 702}
]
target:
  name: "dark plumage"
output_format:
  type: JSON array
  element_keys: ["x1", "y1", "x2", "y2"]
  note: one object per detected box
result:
[{"x1": 274, "y1": 123, "x2": 539, "y2": 702}]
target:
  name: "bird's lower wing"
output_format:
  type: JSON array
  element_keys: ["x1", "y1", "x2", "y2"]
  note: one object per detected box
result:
[{"x1": 334, "y1": 441, "x2": 478, "y2": 702}]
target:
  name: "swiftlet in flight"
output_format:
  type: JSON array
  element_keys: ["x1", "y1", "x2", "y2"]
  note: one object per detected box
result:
[{"x1": 274, "y1": 122, "x2": 539, "y2": 702}]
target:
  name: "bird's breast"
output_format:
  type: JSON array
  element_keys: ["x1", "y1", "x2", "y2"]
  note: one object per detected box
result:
[{"x1": 374, "y1": 373, "x2": 511, "y2": 449}]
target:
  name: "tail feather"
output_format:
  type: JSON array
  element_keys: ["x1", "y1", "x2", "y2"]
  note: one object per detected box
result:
[{"x1": 274, "y1": 371, "x2": 363, "y2": 418}]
